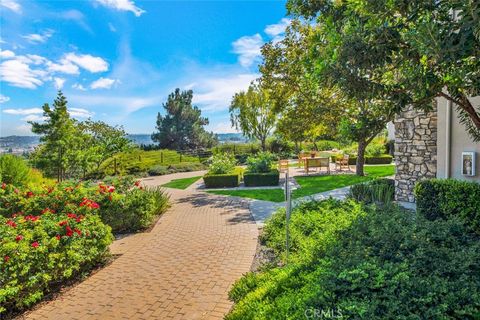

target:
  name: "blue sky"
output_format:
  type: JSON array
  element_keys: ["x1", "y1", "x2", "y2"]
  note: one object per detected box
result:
[{"x1": 0, "y1": 0, "x2": 289, "y2": 136}]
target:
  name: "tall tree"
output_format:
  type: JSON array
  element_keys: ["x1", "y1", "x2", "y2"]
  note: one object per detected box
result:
[
  {"x1": 152, "y1": 89, "x2": 217, "y2": 150},
  {"x1": 287, "y1": 0, "x2": 480, "y2": 141},
  {"x1": 230, "y1": 84, "x2": 278, "y2": 151},
  {"x1": 30, "y1": 91, "x2": 84, "y2": 181}
]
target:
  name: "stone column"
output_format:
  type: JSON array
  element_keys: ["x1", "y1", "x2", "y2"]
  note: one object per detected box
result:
[{"x1": 394, "y1": 105, "x2": 437, "y2": 202}]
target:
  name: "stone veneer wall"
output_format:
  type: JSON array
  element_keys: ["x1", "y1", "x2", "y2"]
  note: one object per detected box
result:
[{"x1": 394, "y1": 105, "x2": 438, "y2": 202}]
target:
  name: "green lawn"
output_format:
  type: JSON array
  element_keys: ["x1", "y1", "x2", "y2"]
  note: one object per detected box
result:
[
  {"x1": 161, "y1": 176, "x2": 202, "y2": 189},
  {"x1": 292, "y1": 165, "x2": 395, "y2": 198},
  {"x1": 207, "y1": 189, "x2": 285, "y2": 202}
]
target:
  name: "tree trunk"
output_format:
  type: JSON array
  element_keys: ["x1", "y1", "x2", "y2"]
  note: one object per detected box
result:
[
  {"x1": 261, "y1": 138, "x2": 267, "y2": 151},
  {"x1": 356, "y1": 139, "x2": 367, "y2": 176}
]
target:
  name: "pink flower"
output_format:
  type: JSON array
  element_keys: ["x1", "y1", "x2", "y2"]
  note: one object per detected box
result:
[
  {"x1": 31, "y1": 241, "x2": 39, "y2": 248},
  {"x1": 1, "y1": 182, "x2": 6, "y2": 189}
]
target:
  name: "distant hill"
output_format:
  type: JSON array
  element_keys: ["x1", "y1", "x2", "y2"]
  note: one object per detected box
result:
[{"x1": 0, "y1": 133, "x2": 247, "y2": 154}]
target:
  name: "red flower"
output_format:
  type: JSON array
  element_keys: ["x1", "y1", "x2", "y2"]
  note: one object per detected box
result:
[
  {"x1": 1, "y1": 182, "x2": 6, "y2": 189},
  {"x1": 15, "y1": 235, "x2": 23, "y2": 242},
  {"x1": 108, "y1": 195, "x2": 113, "y2": 201},
  {"x1": 64, "y1": 186, "x2": 74, "y2": 192},
  {"x1": 74, "y1": 228, "x2": 82, "y2": 236},
  {"x1": 31, "y1": 241, "x2": 39, "y2": 248},
  {"x1": 79, "y1": 199, "x2": 100, "y2": 209},
  {"x1": 25, "y1": 215, "x2": 40, "y2": 222},
  {"x1": 4, "y1": 256, "x2": 10, "y2": 262},
  {"x1": 55, "y1": 234, "x2": 61, "y2": 240},
  {"x1": 6, "y1": 220, "x2": 17, "y2": 228},
  {"x1": 67, "y1": 213, "x2": 77, "y2": 219},
  {"x1": 59, "y1": 220, "x2": 68, "y2": 226},
  {"x1": 134, "y1": 181, "x2": 141, "y2": 187},
  {"x1": 14, "y1": 188, "x2": 19, "y2": 194},
  {"x1": 108, "y1": 186, "x2": 115, "y2": 193},
  {"x1": 66, "y1": 226, "x2": 73, "y2": 237},
  {"x1": 26, "y1": 191, "x2": 34, "y2": 198}
]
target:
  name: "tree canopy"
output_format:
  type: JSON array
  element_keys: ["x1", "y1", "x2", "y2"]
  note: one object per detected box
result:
[
  {"x1": 230, "y1": 84, "x2": 278, "y2": 151},
  {"x1": 152, "y1": 89, "x2": 217, "y2": 150}
]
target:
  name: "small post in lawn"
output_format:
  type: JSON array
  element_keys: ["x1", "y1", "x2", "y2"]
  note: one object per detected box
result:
[{"x1": 285, "y1": 170, "x2": 291, "y2": 265}]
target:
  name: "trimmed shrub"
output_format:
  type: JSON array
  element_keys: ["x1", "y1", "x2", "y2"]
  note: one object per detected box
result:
[
  {"x1": 415, "y1": 179, "x2": 480, "y2": 233},
  {"x1": 208, "y1": 153, "x2": 237, "y2": 174},
  {"x1": 246, "y1": 152, "x2": 274, "y2": 173},
  {"x1": 348, "y1": 154, "x2": 393, "y2": 165},
  {"x1": 244, "y1": 170, "x2": 280, "y2": 187},
  {"x1": 227, "y1": 201, "x2": 480, "y2": 319},
  {"x1": 0, "y1": 190, "x2": 113, "y2": 314},
  {"x1": 203, "y1": 173, "x2": 240, "y2": 188}
]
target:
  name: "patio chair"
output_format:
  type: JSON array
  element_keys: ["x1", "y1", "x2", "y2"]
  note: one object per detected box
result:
[
  {"x1": 335, "y1": 154, "x2": 350, "y2": 171},
  {"x1": 297, "y1": 152, "x2": 308, "y2": 168},
  {"x1": 306, "y1": 157, "x2": 330, "y2": 175},
  {"x1": 278, "y1": 159, "x2": 289, "y2": 173}
]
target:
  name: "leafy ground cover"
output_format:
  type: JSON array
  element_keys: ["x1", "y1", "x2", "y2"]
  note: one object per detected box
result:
[
  {"x1": 207, "y1": 189, "x2": 285, "y2": 202},
  {"x1": 161, "y1": 176, "x2": 202, "y2": 189},
  {"x1": 226, "y1": 199, "x2": 480, "y2": 319}
]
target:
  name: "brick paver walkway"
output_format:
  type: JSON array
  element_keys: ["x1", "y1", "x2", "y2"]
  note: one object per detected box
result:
[{"x1": 24, "y1": 172, "x2": 258, "y2": 320}]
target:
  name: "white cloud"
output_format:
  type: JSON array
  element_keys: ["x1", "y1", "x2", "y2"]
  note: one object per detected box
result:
[
  {"x1": 69, "y1": 94, "x2": 162, "y2": 114},
  {"x1": 0, "y1": 59, "x2": 47, "y2": 89},
  {"x1": 0, "y1": 94, "x2": 10, "y2": 103},
  {"x1": 59, "y1": 10, "x2": 92, "y2": 33},
  {"x1": 3, "y1": 108, "x2": 44, "y2": 115},
  {"x1": 232, "y1": 33, "x2": 263, "y2": 68},
  {"x1": 0, "y1": 0, "x2": 21, "y2": 13},
  {"x1": 95, "y1": 0, "x2": 145, "y2": 17},
  {"x1": 21, "y1": 114, "x2": 46, "y2": 122},
  {"x1": 264, "y1": 18, "x2": 291, "y2": 37},
  {"x1": 0, "y1": 50, "x2": 15, "y2": 59},
  {"x1": 69, "y1": 107, "x2": 94, "y2": 118},
  {"x1": 90, "y1": 77, "x2": 119, "y2": 89},
  {"x1": 22, "y1": 29, "x2": 54, "y2": 44},
  {"x1": 64, "y1": 52, "x2": 109, "y2": 73},
  {"x1": 72, "y1": 83, "x2": 87, "y2": 91},
  {"x1": 191, "y1": 73, "x2": 258, "y2": 111},
  {"x1": 53, "y1": 77, "x2": 66, "y2": 89},
  {"x1": 46, "y1": 58, "x2": 80, "y2": 75}
]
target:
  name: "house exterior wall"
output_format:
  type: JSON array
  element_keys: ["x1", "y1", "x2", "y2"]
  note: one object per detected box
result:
[
  {"x1": 394, "y1": 105, "x2": 438, "y2": 202},
  {"x1": 437, "y1": 96, "x2": 480, "y2": 181}
]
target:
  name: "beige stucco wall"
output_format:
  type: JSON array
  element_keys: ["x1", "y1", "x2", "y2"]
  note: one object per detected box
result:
[{"x1": 436, "y1": 96, "x2": 480, "y2": 181}]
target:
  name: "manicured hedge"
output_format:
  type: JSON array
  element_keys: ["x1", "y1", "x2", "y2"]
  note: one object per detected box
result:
[
  {"x1": 415, "y1": 179, "x2": 480, "y2": 233},
  {"x1": 244, "y1": 170, "x2": 280, "y2": 187},
  {"x1": 203, "y1": 173, "x2": 240, "y2": 188},
  {"x1": 348, "y1": 154, "x2": 393, "y2": 165}
]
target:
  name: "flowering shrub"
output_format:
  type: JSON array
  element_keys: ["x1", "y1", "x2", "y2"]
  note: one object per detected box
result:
[
  {"x1": 0, "y1": 177, "x2": 170, "y2": 233},
  {"x1": 246, "y1": 152, "x2": 274, "y2": 173},
  {"x1": 0, "y1": 203, "x2": 112, "y2": 314},
  {"x1": 208, "y1": 153, "x2": 237, "y2": 174}
]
